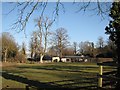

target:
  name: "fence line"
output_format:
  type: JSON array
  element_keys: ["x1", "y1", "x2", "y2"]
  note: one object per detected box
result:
[{"x1": 97, "y1": 61, "x2": 117, "y2": 88}]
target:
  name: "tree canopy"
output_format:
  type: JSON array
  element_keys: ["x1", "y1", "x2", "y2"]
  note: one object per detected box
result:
[
  {"x1": 1, "y1": 32, "x2": 18, "y2": 62},
  {"x1": 105, "y1": 2, "x2": 120, "y2": 89}
]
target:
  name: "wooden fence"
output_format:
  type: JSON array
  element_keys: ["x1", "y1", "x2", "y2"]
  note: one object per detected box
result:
[{"x1": 97, "y1": 61, "x2": 118, "y2": 88}]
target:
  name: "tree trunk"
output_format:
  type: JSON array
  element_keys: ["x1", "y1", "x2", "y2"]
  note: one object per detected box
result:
[
  {"x1": 4, "y1": 48, "x2": 7, "y2": 62},
  {"x1": 31, "y1": 51, "x2": 33, "y2": 58},
  {"x1": 44, "y1": 35, "x2": 47, "y2": 54},
  {"x1": 40, "y1": 54, "x2": 43, "y2": 63}
]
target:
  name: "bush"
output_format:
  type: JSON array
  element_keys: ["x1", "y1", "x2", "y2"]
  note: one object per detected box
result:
[
  {"x1": 96, "y1": 52, "x2": 114, "y2": 58},
  {"x1": 14, "y1": 53, "x2": 26, "y2": 63},
  {"x1": 96, "y1": 54, "x2": 105, "y2": 58}
]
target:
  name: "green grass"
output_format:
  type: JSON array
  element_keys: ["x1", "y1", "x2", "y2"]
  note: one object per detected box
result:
[{"x1": 1, "y1": 62, "x2": 116, "y2": 89}]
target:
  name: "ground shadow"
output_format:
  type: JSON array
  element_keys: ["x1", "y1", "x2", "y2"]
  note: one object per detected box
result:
[
  {"x1": 1, "y1": 71, "x2": 99, "y2": 90},
  {"x1": 17, "y1": 65, "x2": 98, "y2": 73},
  {"x1": 1, "y1": 72, "x2": 72, "y2": 90}
]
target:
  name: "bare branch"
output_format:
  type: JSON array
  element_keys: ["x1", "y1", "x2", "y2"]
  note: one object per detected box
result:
[
  {"x1": 74, "y1": 1, "x2": 112, "y2": 19},
  {"x1": 7, "y1": 0, "x2": 112, "y2": 33},
  {"x1": 22, "y1": 2, "x2": 39, "y2": 30},
  {"x1": 40, "y1": 1, "x2": 48, "y2": 17},
  {"x1": 52, "y1": 0, "x2": 65, "y2": 21},
  {"x1": 9, "y1": 1, "x2": 42, "y2": 32},
  {"x1": 76, "y1": 0, "x2": 91, "y2": 13}
]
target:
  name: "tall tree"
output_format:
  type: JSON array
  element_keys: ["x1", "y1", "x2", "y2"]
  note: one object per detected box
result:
[
  {"x1": 105, "y1": 2, "x2": 120, "y2": 89},
  {"x1": 48, "y1": 46, "x2": 59, "y2": 56},
  {"x1": 21, "y1": 42, "x2": 26, "y2": 55},
  {"x1": 51, "y1": 27, "x2": 69, "y2": 58},
  {"x1": 29, "y1": 36, "x2": 34, "y2": 58},
  {"x1": 62, "y1": 47, "x2": 74, "y2": 56},
  {"x1": 96, "y1": 36, "x2": 105, "y2": 49},
  {"x1": 35, "y1": 16, "x2": 53, "y2": 63},
  {"x1": 19, "y1": 42, "x2": 27, "y2": 63},
  {"x1": 79, "y1": 41, "x2": 84, "y2": 54},
  {"x1": 73, "y1": 42, "x2": 78, "y2": 55},
  {"x1": 1, "y1": 32, "x2": 18, "y2": 62},
  {"x1": 96, "y1": 36, "x2": 105, "y2": 54},
  {"x1": 30, "y1": 31, "x2": 40, "y2": 58},
  {"x1": 79, "y1": 41, "x2": 94, "y2": 57}
]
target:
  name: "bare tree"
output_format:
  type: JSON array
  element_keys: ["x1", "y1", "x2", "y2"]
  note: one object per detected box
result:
[
  {"x1": 35, "y1": 16, "x2": 53, "y2": 63},
  {"x1": 73, "y1": 42, "x2": 78, "y2": 55},
  {"x1": 62, "y1": 47, "x2": 74, "y2": 56},
  {"x1": 19, "y1": 42, "x2": 27, "y2": 63},
  {"x1": 51, "y1": 27, "x2": 69, "y2": 58},
  {"x1": 29, "y1": 36, "x2": 34, "y2": 58},
  {"x1": 79, "y1": 41, "x2": 95, "y2": 57},
  {"x1": 97, "y1": 36, "x2": 105, "y2": 49},
  {"x1": 47, "y1": 46, "x2": 59, "y2": 56},
  {"x1": 21, "y1": 42, "x2": 26, "y2": 55},
  {"x1": 29, "y1": 31, "x2": 39, "y2": 58},
  {"x1": 79, "y1": 41, "x2": 84, "y2": 54}
]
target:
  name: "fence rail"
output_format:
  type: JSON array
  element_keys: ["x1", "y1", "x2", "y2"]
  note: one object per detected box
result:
[{"x1": 97, "y1": 61, "x2": 118, "y2": 88}]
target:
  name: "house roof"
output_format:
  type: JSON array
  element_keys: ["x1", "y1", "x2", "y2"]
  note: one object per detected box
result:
[{"x1": 63, "y1": 55, "x2": 84, "y2": 58}]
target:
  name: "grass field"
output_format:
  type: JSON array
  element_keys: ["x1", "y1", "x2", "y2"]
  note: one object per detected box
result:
[{"x1": 1, "y1": 62, "x2": 116, "y2": 90}]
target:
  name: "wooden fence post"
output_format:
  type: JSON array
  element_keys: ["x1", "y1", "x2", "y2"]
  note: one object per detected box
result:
[
  {"x1": 26, "y1": 85, "x2": 29, "y2": 90},
  {"x1": 98, "y1": 64, "x2": 103, "y2": 88}
]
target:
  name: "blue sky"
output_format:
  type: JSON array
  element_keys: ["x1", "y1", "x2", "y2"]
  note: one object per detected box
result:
[{"x1": 2, "y1": 2, "x2": 111, "y2": 50}]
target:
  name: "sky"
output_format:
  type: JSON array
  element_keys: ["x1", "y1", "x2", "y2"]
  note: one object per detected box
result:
[{"x1": 2, "y1": 2, "x2": 112, "y2": 51}]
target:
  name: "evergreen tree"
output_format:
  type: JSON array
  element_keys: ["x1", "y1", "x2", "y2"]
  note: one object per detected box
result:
[{"x1": 105, "y1": 2, "x2": 120, "y2": 89}]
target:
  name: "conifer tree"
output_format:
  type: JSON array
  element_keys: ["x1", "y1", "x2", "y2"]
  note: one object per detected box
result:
[{"x1": 105, "y1": 2, "x2": 120, "y2": 89}]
